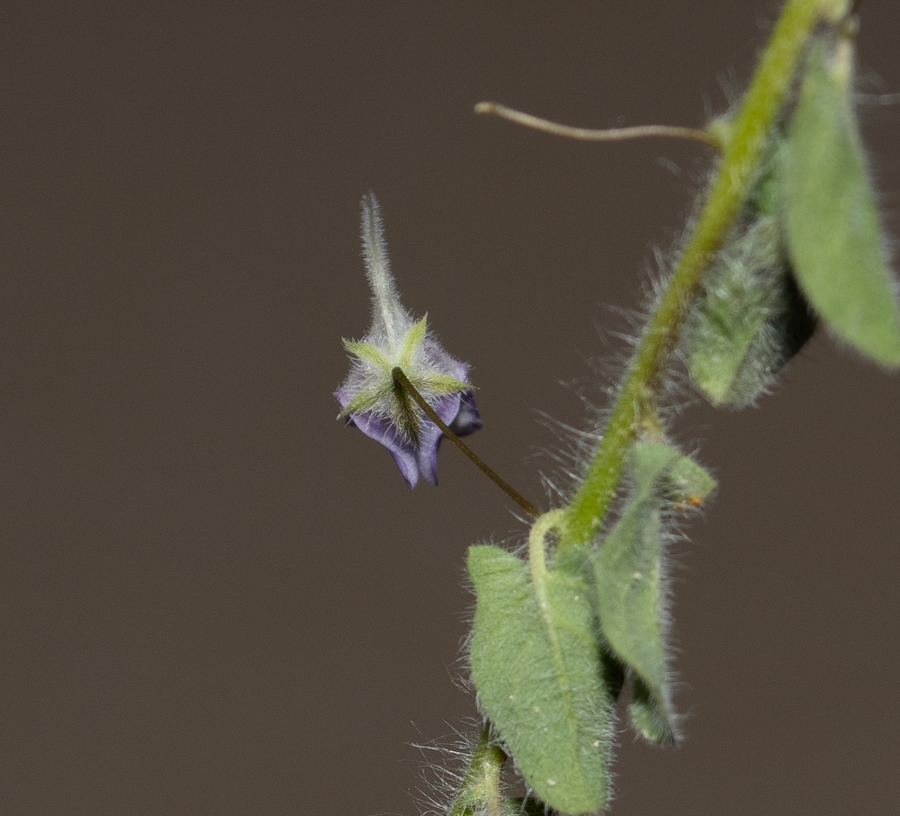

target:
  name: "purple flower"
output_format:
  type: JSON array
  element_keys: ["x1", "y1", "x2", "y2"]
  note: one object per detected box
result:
[{"x1": 335, "y1": 194, "x2": 481, "y2": 488}]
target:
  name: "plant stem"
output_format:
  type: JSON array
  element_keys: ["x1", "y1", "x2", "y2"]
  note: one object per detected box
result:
[
  {"x1": 475, "y1": 101, "x2": 719, "y2": 148},
  {"x1": 391, "y1": 367, "x2": 541, "y2": 518},
  {"x1": 562, "y1": 0, "x2": 833, "y2": 549},
  {"x1": 448, "y1": 726, "x2": 508, "y2": 816}
]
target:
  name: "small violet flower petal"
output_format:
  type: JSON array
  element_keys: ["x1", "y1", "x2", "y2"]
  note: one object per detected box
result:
[
  {"x1": 335, "y1": 193, "x2": 481, "y2": 489},
  {"x1": 340, "y1": 404, "x2": 422, "y2": 489},
  {"x1": 449, "y1": 390, "x2": 483, "y2": 438},
  {"x1": 335, "y1": 385, "x2": 482, "y2": 490}
]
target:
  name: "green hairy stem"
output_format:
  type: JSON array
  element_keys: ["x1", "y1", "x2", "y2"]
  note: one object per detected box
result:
[
  {"x1": 562, "y1": 0, "x2": 846, "y2": 549},
  {"x1": 453, "y1": 0, "x2": 875, "y2": 812},
  {"x1": 337, "y1": 0, "x2": 898, "y2": 812}
]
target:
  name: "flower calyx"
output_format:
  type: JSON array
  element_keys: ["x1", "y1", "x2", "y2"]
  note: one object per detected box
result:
[{"x1": 335, "y1": 193, "x2": 482, "y2": 489}]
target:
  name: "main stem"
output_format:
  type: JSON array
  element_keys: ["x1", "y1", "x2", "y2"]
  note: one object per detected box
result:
[{"x1": 561, "y1": 0, "x2": 838, "y2": 550}]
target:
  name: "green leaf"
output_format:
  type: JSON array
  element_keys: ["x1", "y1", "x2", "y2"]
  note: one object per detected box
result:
[
  {"x1": 593, "y1": 442, "x2": 714, "y2": 744},
  {"x1": 687, "y1": 214, "x2": 816, "y2": 407},
  {"x1": 628, "y1": 676, "x2": 675, "y2": 746},
  {"x1": 336, "y1": 385, "x2": 387, "y2": 417},
  {"x1": 665, "y1": 448, "x2": 717, "y2": 507},
  {"x1": 751, "y1": 140, "x2": 784, "y2": 218},
  {"x1": 785, "y1": 37, "x2": 900, "y2": 366},
  {"x1": 468, "y1": 541, "x2": 613, "y2": 815}
]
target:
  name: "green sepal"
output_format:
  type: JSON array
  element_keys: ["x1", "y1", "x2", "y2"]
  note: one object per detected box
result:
[
  {"x1": 413, "y1": 372, "x2": 472, "y2": 396},
  {"x1": 468, "y1": 544, "x2": 613, "y2": 815},
  {"x1": 336, "y1": 384, "x2": 390, "y2": 418},
  {"x1": 337, "y1": 374, "x2": 424, "y2": 444},
  {"x1": 390, "y1": 380, "x2": 423, "y2": 445},
  {"x1": 398, "y1": 315, "x2": 428, "y2": 367},
  {"x1": 785, "y1": 37, "x2": 900, "y2": 366},
  {"x1": 593, "y1": 442, "x2": 713, "y2": 744},
  {"x1": 342, "y1": 339, "x2": 392, "y2": 371}
]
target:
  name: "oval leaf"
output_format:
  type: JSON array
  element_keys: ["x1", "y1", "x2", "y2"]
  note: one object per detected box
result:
[
  {"x1": 785, "y1": 38, "x2": 900, "y2": 366},
  {"x1": 688, "y1": 215, "x2": 816, "y2": 406},
  {"x1": 593, "y1": 442, "x2": 714, "y2": 743},
  {"x1": 468, "y1": 545, "x2": 613, "y2": 815},
  {"x1": 628, "y1": 676, "x2": 675, "y2": 746}
]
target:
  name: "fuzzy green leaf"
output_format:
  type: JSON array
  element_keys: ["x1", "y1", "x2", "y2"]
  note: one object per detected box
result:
[
  {"x1": 666, "y1": 448, "x2": 718, "y2": 506},
  {"x1": 628, "y1": 676, "x2": 675, "y2": 746},
  {"x1": 687, "y1": 215, "x2": 816, "y2": 407},
  {"x1": 785, "y1": 38, "x2": 900, "y2": 366},
  {"x1": 468, "y1": 544, "x2": 613, "y2": 815},
  {"x1": 593, "y1": 442, "x2": 714, "y2": 743},
  {"x1": 593, "y1": 444, "x2": 675, "y2": 742}
]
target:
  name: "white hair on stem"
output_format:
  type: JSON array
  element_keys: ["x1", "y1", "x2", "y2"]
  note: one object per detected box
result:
[{"x1": 360, "y1": 191, "x2": 412, "y2": 352}]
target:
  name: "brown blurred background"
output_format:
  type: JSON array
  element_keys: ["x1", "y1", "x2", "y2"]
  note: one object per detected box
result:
[{"x1": 2, "y1": 2, "x2": 899, "y2": 814}]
